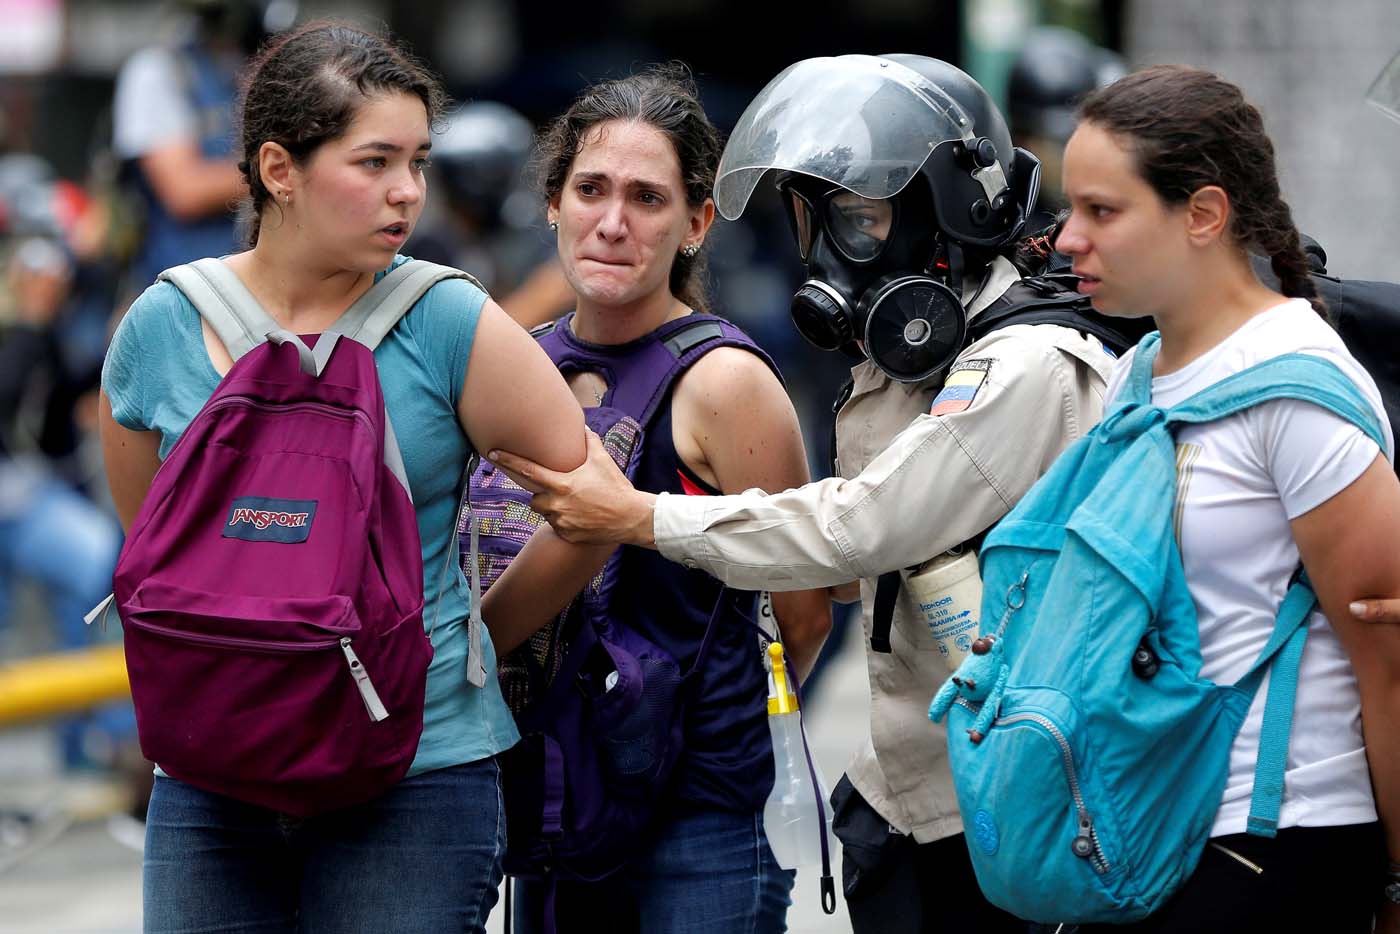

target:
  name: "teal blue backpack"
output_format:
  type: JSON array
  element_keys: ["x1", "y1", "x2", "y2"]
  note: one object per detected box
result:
[{"x1": 928, "y1": 333, "x2": 1387, "y2": 923}]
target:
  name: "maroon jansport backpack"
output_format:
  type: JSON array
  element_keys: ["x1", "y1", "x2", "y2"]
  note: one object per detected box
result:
[{"x1": 98, "y1": 258, "x2": 476, "y2": 816}]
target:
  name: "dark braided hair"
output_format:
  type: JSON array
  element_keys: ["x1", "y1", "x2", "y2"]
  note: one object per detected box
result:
[
  {"x1": 236, "y1": 21, "x2": 449, "y2": 245},
  {"x1": 535, "y1": 62, "x2": 722, "y2": 314},
  {"x1": 1078, "y1": 65, "x2": 1326, "y2": 319}
]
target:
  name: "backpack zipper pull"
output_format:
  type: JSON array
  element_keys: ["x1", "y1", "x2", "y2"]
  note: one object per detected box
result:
[
  {"x1": 1071, "y1": 810, "x2": 1096, "y2": 859},
  {"x1": 340, "y1": 637, "x2": 390, "y2": 722}
]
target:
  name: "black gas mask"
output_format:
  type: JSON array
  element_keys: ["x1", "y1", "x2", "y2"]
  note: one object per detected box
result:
[{"x1": 779, "y1": 173, "x2": 967, "y2": 382}]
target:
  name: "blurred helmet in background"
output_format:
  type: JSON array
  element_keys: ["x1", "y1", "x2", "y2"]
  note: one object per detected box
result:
[
  {"x1": 1007, "y1": 26, "x2": 1126, "y2": 146},
  {"x1": 431, "y1": 101, "x2": 536, "y2": 230}
]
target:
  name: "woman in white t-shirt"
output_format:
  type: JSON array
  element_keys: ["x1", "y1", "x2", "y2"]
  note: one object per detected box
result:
[{"x1": 1055, "y1": 65, "x2": 1400, "y2": 932}]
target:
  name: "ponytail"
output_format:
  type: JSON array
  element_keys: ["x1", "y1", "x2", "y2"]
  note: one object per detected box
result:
[{"x1": 1260, "y1": 200, "x2": 1328, "y2": 321}]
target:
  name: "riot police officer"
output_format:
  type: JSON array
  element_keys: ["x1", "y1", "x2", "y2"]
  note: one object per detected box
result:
[{"x1": 492, "y1": 54, "x2": 1129, "y2": 932}]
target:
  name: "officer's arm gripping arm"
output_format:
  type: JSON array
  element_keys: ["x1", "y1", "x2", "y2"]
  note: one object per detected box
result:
[{"x1": 654, "y1": 333, "x2": 1098, "y2": 592}]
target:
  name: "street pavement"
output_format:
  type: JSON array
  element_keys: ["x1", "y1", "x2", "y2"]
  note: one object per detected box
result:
[{"x1": 0, "y1": 621, "x2": 871, "y2": 934}]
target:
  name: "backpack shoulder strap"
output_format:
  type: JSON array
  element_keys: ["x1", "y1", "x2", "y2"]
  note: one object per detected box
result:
[
  {"x1": 1165, "y1": 352, "x2": 1388, "y2": 454},
  {"x1": 330, "y1": 260, "x2": 485, "y2": 352},
  {"x1": 544, "y1": 313, "x2": 779, "y2": 430},
  {"x1": 1121, "y1": 332, "x2": 1161, "y2": 405},
  {"x1": 159, "y1": 258, "x2": 281, "y2": 362},
  {"x1": 638, "y1": 313, "x2": 781, "y2": 427},
  {"x1": 646, "y1": 318, "x2": 780, "y2": 677},
  {"x1": 1164, "y1": 354, "x2": 1386, "y2": 839},
  {"x1": 1234, "y1": 574, "x2": 1315, "y2": 838}
]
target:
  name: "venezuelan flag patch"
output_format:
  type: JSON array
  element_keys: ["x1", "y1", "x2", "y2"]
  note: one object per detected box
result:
[{"x1": 930, "y1": 359, "x2": 991, "y2": 416}]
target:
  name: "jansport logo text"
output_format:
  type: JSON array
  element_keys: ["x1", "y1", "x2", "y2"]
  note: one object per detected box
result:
[
  {"x1": 222, "y1": 496, "x2": 318, "y2": 544},
  {"x1": 228, "y1": 508, "x2": 311, "y2": 530}
]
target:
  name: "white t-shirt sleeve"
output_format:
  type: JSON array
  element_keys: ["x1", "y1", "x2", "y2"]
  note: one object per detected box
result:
[
  {"x1": 112, "y1": 47, "x2": 197, "y2": 159},
  {"x1": 1252, "y1": 395, "x2": 1383, "y2": 519},
  {"x1": 1101, "y1": 348, "x2": 1135, "y2": 409}
]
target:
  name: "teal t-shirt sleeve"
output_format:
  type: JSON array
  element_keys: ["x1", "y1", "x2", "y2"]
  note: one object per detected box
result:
[
  {"x1": 412, "y1": 277, "x2": 487, "y2": 410},
  {"x1": 102, "y1": 289, "x2": 156, "y2": 432}
]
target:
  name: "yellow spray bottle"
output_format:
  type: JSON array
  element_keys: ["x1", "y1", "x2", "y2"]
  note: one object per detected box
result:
[{"x1": 761, "y1": 642, "x2": 837, "y2": 873}]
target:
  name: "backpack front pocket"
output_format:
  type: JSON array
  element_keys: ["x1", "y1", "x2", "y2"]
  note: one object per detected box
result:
[
  {"x1": 584, "y1": 637, "x2": 683, "y2": 795},
  {"x1": 947, "y1": 692, "x2": 1129, "y2": 922},
  {"x1": 120, "y1": 580, "x2": 416, "y2": 814}
]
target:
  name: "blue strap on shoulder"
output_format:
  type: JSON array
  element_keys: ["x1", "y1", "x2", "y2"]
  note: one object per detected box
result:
[
  {"x1": 1136, "y1": 341, "x2": 1387, "y2": 837},
  {"x1": 1165, "y1": 354, "x2": 1387, "y2": 450},
  {"x1": 1122, "y1": 331, "x2": 1161, "y2": 405}
]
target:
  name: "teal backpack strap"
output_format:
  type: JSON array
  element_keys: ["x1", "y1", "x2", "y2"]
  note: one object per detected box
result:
[
  {"x1": 1165, "y1": 353, "x2": 1386, "y2": 838},
  {"x1": 1164, "y1": 352, "x2": 1387, "y2": 452},
  {"x1": 159, "y1": 258, "x2": 282, "y2": 361},
  {"x1": 1122, "y1": 331, "x2": 1161, "y2": 405}
]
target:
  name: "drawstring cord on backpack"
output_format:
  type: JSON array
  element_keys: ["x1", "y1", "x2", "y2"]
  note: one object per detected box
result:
[{"x1": 433, "y1": 454, "x2": 487, "y2": 687}]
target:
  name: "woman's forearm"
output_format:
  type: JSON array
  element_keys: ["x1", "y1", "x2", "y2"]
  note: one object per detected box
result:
[
  {"x1": 770, "y1": 589, "x2": 833, "y2": 682},
  {"x1": 480, "y1": 525, "x2": 615, "y2": 655},
  {"x1": 1358, "y1": 680, "x2": 1400, "y2": 860}
]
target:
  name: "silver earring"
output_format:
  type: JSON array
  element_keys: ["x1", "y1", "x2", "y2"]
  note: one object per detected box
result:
[
  {"x1": 282, "y1": 192, "x2": 290, "y2": 205},
  {"x1": 548, "y1": 220, "x2": 558, "y2": 232},
  {"x1": 681, "y1": 243, "x2": 698, "y2": 258}
]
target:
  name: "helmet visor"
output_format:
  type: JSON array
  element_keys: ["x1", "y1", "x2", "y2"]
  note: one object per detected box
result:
[
  {"x1": 715, "y1": 55, "x2": 979, "y2": 220},
  {"x1": 1367, "y1": 50, "x2": 1400, "y2": 125}
]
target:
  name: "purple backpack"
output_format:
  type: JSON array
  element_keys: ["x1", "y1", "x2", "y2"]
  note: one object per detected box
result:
[
  {"x1": 465, "y1": 313, "x2": 778, "y2": 883},
  {"x1": 100, "y1": 258, "x2": 478, "y2": 816}
]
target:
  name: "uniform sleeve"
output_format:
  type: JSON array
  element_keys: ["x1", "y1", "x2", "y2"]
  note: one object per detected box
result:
[
  {"x1": 653, "y1": 329, "x2": 1105, "y2": 591},
  {"x1": 102, "y1": 296, "x2": 152, "y2": 432},
  {"x1": 112, "y1": 47, "x2": 196, "y2": 159},
  {"x1": 414, "y1": 277, "x2": 487, "y2": 410}
]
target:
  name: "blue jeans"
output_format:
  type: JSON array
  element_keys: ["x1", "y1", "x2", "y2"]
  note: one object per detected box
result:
[
  {"x1": 0, "y1": 473, "x2": 120, "y2": 646},
  {"x1": 143, "y1": 758, "x2": 506, "y2": 934},
  {"x1": 514, "y1": 808, "x2": 795, "y2": 933},
  {"x1": 0, "y1": 473, "x2": 131, "y2": 766}
]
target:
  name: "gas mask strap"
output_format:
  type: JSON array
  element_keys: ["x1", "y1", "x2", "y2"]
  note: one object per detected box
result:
[{"x1": 945, "y1": 239, "x2": 966, "y2": 297}]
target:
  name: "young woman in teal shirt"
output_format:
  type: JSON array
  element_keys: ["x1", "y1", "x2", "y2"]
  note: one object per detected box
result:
[{"x1": 99, "y1": 21, "x2": 594, "y2": 934}]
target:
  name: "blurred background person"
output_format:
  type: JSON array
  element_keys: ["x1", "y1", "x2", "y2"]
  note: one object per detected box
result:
[
  {"x1": 406, "y1": 100, "x2": 574, "y2": 329},
  {"x1": 109, "y1": 0, "x2": 294, "y2": 303},
  {"x1": 0, "y1": 219, "x2": 127, "y2": 777}
]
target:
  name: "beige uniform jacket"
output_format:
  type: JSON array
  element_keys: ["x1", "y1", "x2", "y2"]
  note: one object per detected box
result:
[{"x1": 652, "y1": 258, "x2": 1116, "y2": 843}]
